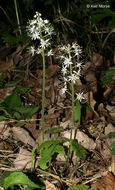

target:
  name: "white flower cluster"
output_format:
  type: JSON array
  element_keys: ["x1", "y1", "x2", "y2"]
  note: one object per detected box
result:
[
  {"x1": 59, "y1": 43, "x2": 85, "y2": 102},
  {"x1": 26, "y1": 11, "x2": 55, "y2": 56}
]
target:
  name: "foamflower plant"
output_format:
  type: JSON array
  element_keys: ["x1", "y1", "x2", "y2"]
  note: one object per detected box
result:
[
  {"x1": 26, "y1": 11, "x2": 55, "y2": 141},
  {"x1": 58, "y1": 43, "x2": 85, "y2": 168}
]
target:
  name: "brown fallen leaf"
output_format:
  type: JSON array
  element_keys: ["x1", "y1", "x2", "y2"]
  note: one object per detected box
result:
[
  {"x1": 0, "y1": 60, "x2": 14, "y2": 73},
  {"x1": 46, "y1": 65, "x2": 60, "y2": 79},
  {"x1": 93, "y1": 52, "x2": 103, "y2": 67},
  {"x1": 14, "y1": 148, "x2": 32, "y2": 170},
  {"x1": 12, "y1": 127, "x2": 35, "y2": 146},
  {"x1": 91, "y1": 171, "x2": 115, "y2": 190},
  {"x1": 104, "y1": 123, "x2": 115, "y2": 146},
  {"x1": 61, "y1": 129, "x2": 96, "y2": 150},
  {"x1": 44, "y1": 180, "x2": 59, "y2": 190},
  {"x1": 0, "y1": 87, "x2": 15, "y2": 102}
]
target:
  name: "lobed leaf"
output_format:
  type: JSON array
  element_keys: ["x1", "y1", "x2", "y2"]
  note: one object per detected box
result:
[
  {"x1": 110, "y1": 142, "x2": 115, "y2": 154},
  {"x1": 69, "y1": 184, "x2": 89, "y2": 190},
  {"x1": 3, "y1": 172, "x2": 40, "y2": 189},
  {"x1": 70, "y1": 139, "x2": 88, "y2": 160},
  {"x1": 38, "y1": 144, "x2": 65, "y2": 169},
  {"x1": 37, "y1": 138, "x2": 68, "y2": 152}
]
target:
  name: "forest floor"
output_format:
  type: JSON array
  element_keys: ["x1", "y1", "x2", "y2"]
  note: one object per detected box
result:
[{"x1": 0, "y1": 44, "x2": 115, "y2": 190}]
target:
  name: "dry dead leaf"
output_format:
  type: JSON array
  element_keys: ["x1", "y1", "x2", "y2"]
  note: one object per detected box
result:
[
  {"x1": 61, "y1": 129, "x2": 96, "y2": 150},
  {"x1": 84, "y1": 71, "x2": 98, "y2": 94},
  {"x1": 91, "y1": 171, "x2": 115, "y2": 190},
  {"x1": 14, "y1": 148, "x2": 32, "y2": 170},
  {"x1": 111, "y1": 155, "x2": 115, "y2": 175},
  {"x1": 44, "y1": 180, "x2": 59, "y2": 190},
  {"x1": 12, "y1": 127, "x2": 35, "y2": 146},
  {"x1": 46, "y1": 65, "x2": 60, "y2": 79},
  {"x1": 103, "y1": 87, "x2": 112, "y2": 99},
  {"x1": 75, "y1": 129, "x2": 96, "y2": 150},
  {"x1": 93, "y1": 52, "x2": 103, "y2": 67},
  {"x1": 106, "y1": 105, "x2": 115, "y2": 121},
  {"x1": 98, "y1": 103, "x2": 114, "y2": 123},
  {"x1": 0, "y1": 60, "x2": 14, "y2": 73},
  {"x1": 0, "y1": 87, "x2": 15, "y2": 102},
  {"x1": 104, "y1": 123, "x2": 115, "y2": 146},
  {"x1": 60, "y1": 120, "x2": 71, "y2": 129},
  {"x1": 84, "y1": 91, "x2": 99, "y2": 120},
  {"x1": 0, "y1": 124, "x2": 11, "y2": 140}
]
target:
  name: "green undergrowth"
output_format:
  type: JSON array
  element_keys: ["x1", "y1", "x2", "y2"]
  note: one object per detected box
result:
[{"x1": 0, "y1": 79, "x2": 39, "y2": 125}]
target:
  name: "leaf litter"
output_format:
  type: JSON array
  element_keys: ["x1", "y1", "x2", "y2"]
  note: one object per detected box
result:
[{"x1": 0, "y1": 44, "x2": 115, "y2": 189}]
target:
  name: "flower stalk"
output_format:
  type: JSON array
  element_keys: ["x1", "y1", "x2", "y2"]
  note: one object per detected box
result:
[
  {"x1": 58, "y1": 42, "x2": 84, "y2": 170},
  {"x1": 26, "y1": 11, "x2": 55, "y2": 142},
  {"x1": 41, "y1": 47, "x2": 45, "y2": 141}
]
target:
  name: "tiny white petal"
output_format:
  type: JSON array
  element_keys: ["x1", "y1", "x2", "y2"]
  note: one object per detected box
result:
[
  {"x1": 61, "y1": 85, "x2": 67, "y2": 94},
  {"x1": 61, "y1": 66, "x2": 67, "y2": 75},
  {"x1": 64, "y1": 57, "x2": 73, "y2": 67},
  {"x1": 76, "y1": 92, "x2": 85, "y2": 102},
  {"x1": 44, "y1": 19, "x2": 49, "y2": 24},
  {"x1": 47, "y1": 49, "x2": 53, "y2": 56},
  {"x1": 29, "y1": 46, "x2": 36, "y2": 56}
]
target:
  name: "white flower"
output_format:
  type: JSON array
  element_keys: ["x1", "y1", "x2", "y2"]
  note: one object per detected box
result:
[
  {"x1": 68, "y1": 73, "x2": 79, "y2": 83},
  {"x1": 44, "y1": 25, "x2": 54, "y2": 36},
  {"x1": 37, "y1": 18, "x2": 45, "y2": 28},
  {"x1": 28, "y1": 19, "x2": 36, "y2": 26},
  {"x1": 64, "y1": 57, "x2": 73, "y2": 67},
  {"x1": 76, "y1": 92, "x2": 85, "y2": 102},
  {"x1": 59, "y1": 45, "x2": 66, "y2": 52},
  {"x1": 61, "y1": 84, "x2": 67, "y2": 94},
  {"x1": 73, "y1": 70, "x2": 81, "y2": 77},
  {"x1": 76, "y1": 61, "x2": 83, "y2": 69},
  {"x1": 27, "y1": 25, "x2": 35, "y2": 34},
  {"x1": 72, "y1": 42, "x2": 82, "y2": 57},
  {"x1": 31, "y1": 31, "x2": 40, "y2": 40},
  {"x1": 29, "y1": 46, "x2": 36, "y2": 56},
  {"x1": 40, "y1": 39, "x2": 50, "y2": 49},
  {"x1": 47, "y1": 49, "x2": 53, "y2": 56},
  {"x1": 27, "y1": 11, "x2": 54, "y2": 44},
  {"x1": 61, "y1": 66, "x2": 67, "y2": 75},
  {"x1": 58, "y1": 55, "x2": 65, "y2": 60},
  {"x1": 44, "y1": 19, "x2": 49, "y2": 24},
  {"x1": 36, "y1": 47, "x2": 42, "y2": 55}
]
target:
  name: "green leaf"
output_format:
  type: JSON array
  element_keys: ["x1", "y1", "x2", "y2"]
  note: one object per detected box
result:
[
  {"x1": 0, "y1": 115, "x2": 8, "y2": 121},
  {"x1": 90, "y1": 9, "x2": 115, "y2": 26},
  {"x1": 38, "y1": 144, "x2": 65, "y2": 169},
  {"x1": 70, "y1": 140, "x2": 88, "y2": 160},
  {"x1": 4, "y1": 78, "x2": 23, "y2": 87},
  {"x1": 16, "y1": 86, "x2": 31, "y2": 94},
  {"x1": 0, "y1": 74, "x2": 5, "y2": 87},
  {"x1": 4, "y1": 92, "x2": 21, "y2": 108},
  {"x1": 4, "y1": 172, "x2": 40, "y2": 189},
  {"x1": 75, "y1": 100, "x2": 81, "y2": 125},
  {"x1": 14, "y1": 105, "x2": 39, "y2": 119},
  {"x1": 45, "y1": 126, "x2": 64, "y2": 134},
  {"x1": 13, "y1": 111, "x2": 21, "y2": 120},
  {"x1": 15, "y1": 122, "x2": 25, "y2": 127},
  {"x1": 110, "y1": 142, "x2": 115, "y2": 154},
  {"x1": 101, "y1": 132, "x2": 115, "y2": 139},
  {"x1": 37, "y1": 138, "x2": 68, "y2": 152},
  {"x1": 85, "y1": 103, "x2": 92, "y2": 113},
  {"x1": 102, "y1": 69, "x2": 115, "y2": 87},
  {"x1": 2, "y1": 33, "x2": 27, "y2": 45},
  {"x1": 69, "y1": 184, "x2": 89, "y2": 190}
]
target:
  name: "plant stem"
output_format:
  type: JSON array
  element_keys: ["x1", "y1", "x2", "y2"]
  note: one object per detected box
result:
[
  {"x1": 63, "y1": 45, "x2": 75, "y2": 172},
  {"x1": 41, "y1": 47, "x2": 45, "y2": 142},
  {"x1": 14, "y1": 0, "x2": 22, "y2": 35},
  {"x1": 0, "y1": 6, "x2": 13, "y2": 26}
]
